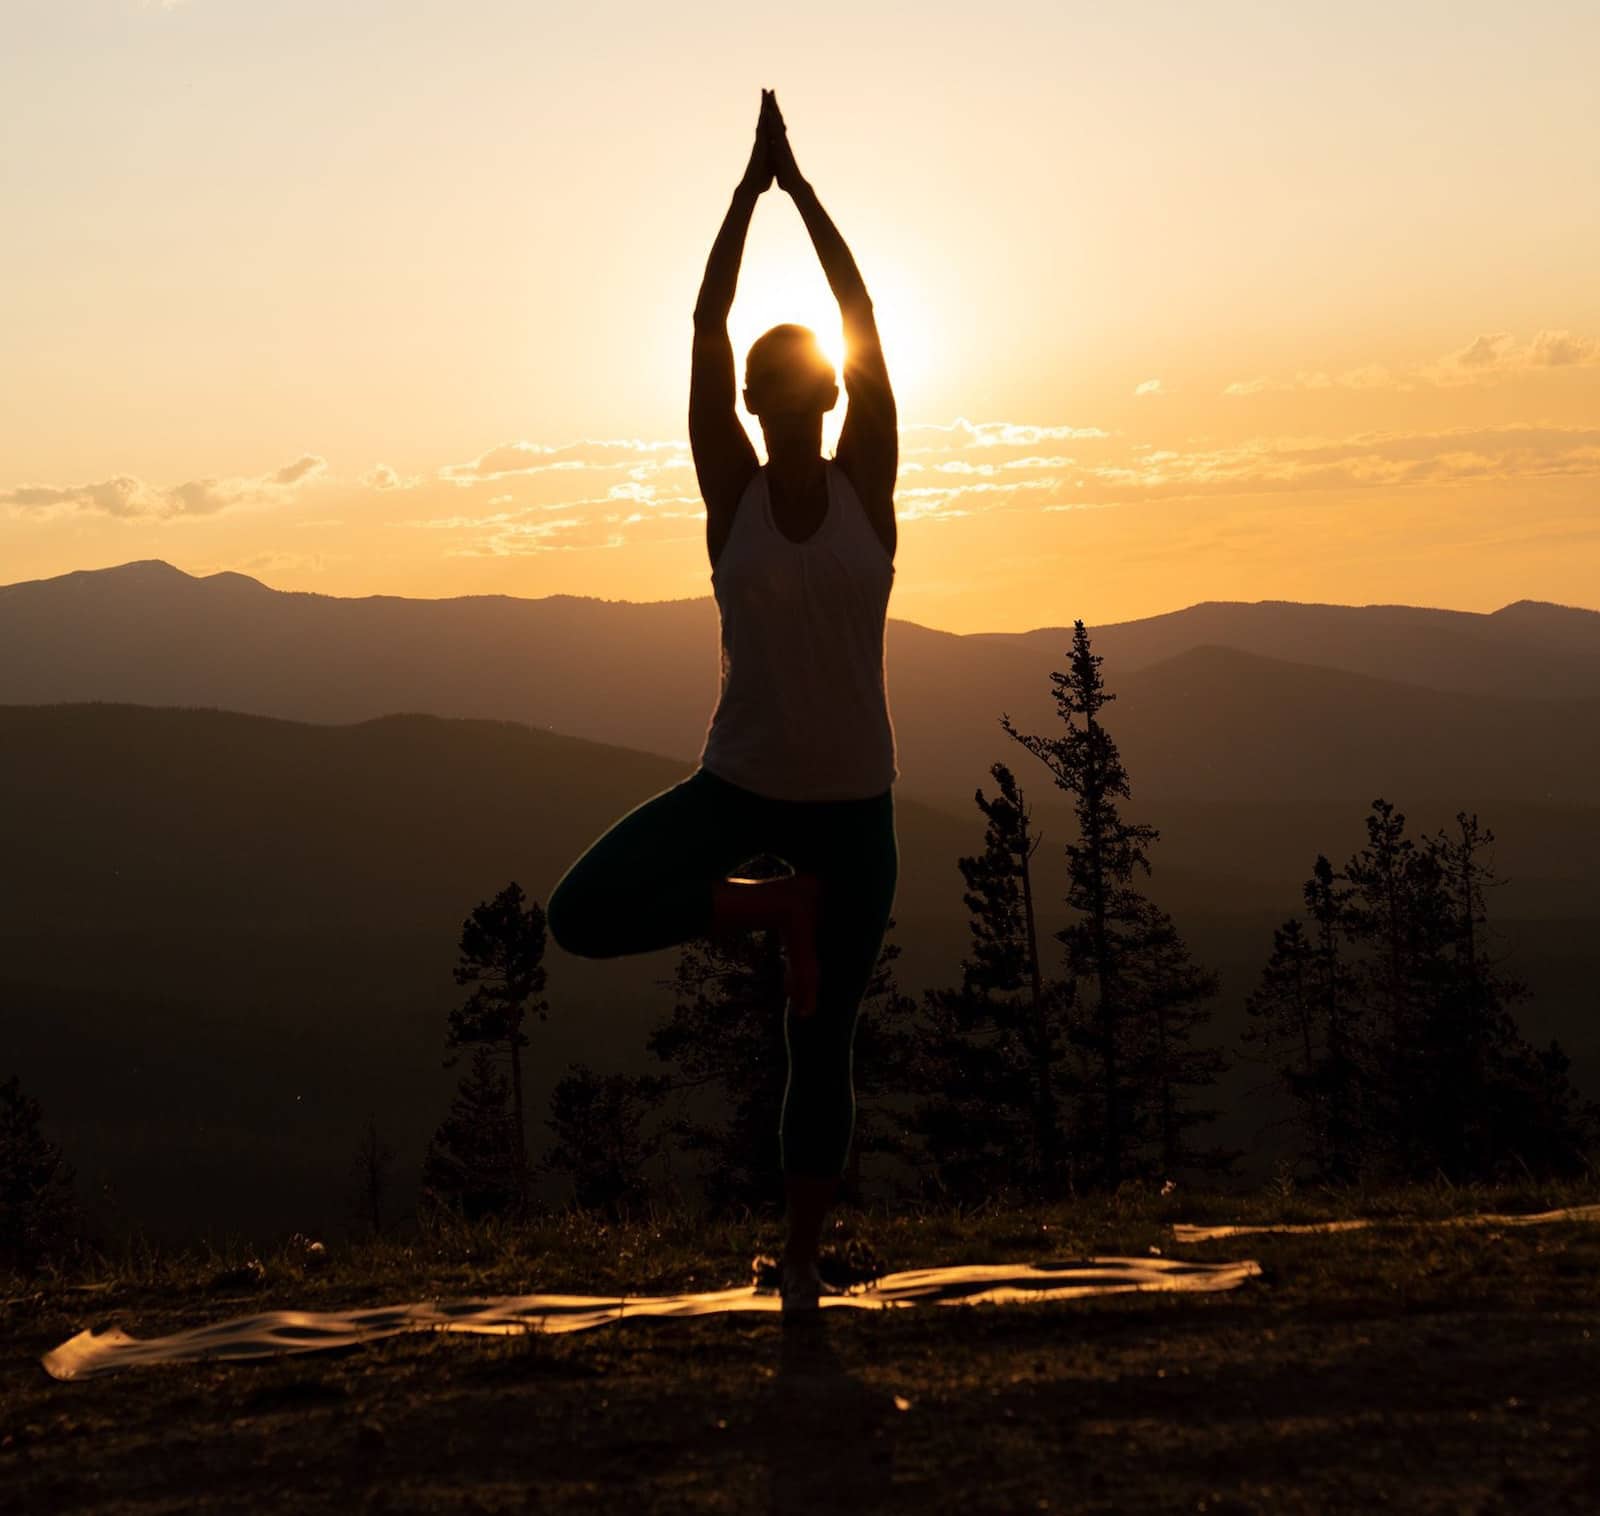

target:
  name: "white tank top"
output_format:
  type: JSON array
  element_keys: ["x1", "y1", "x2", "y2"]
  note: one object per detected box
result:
[{"x1": 699, "y1": 458, "x2": 898, "y2": 801}]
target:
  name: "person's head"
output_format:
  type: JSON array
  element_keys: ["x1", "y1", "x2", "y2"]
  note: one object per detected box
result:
[{"x1": 743, "y1": 324, "x2": 839, "y2": 448}]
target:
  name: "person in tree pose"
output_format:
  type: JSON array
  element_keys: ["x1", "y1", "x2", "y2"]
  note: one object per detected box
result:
[{"x1": 547, "y1": 89, "x2": 900, "y2": 1313}]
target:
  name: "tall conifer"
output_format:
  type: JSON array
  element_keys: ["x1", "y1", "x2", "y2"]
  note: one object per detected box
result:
[
  {"x1": 420, "y1": 1045, "x2": 519, "y2": 1220},
  {"x1": 0, "y1": 1075, "x2": 79, "y2": 1271},
  {"x1": 897, "y1": 766, "x2": 1074, "y2": 1197},
  {"x1": 446, "y1": 881, "x2": 549, "y2": 1210},
  {"x1": 1002, "y1": 620, "x2": 1227, "y2": 1189},
  {"x1": 1243, "y1": 854, "x2": 1369, "y2": 1180}
]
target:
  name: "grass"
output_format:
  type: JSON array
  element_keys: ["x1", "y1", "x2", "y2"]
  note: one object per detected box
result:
[{"x1": 3, "y1": 1176, "x2": 1598, "y2": 1514}]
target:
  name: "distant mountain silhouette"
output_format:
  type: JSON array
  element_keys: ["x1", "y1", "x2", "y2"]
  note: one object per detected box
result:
[
  {"x1": 3, "y1": 562, "x2": 1599, "y2": 818},
  {"x1": 1056, "y1": 642, "x2": 1598, "y2": 807},
  {"x1": 7, "y1": 562, "x2": 1597, "y2": 700},
  {"x1": 979, "y1": 597, "x2": 1600, "y2": 699}
]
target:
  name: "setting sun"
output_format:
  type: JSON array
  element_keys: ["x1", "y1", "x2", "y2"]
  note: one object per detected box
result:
[
  {"x1": 726, "y1": 252, "x2": 846, "y2": 446},
  {"x1": 724, "y1": 230, "x2": 930, "y2": 455}
]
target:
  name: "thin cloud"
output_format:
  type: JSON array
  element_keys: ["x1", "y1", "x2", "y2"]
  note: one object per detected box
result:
[
  {"x1": 1134, "y1": 379, "x2": 1162, "y2": 396},
  {"x1": 414, "y1": 422, "x2": 1118, "y2": 543},
  {"x1": 26, "y1": 412, "x2": 1598, "y2": 553},
  {"x1": 1420, "y1": 330, "x2": 1598, "y2": 386},
  {"x1": 387, "y1": 471, "x2": 707, "y2": 555},
  {"x1": 397, "y1": 416, "x2": 1600, "y2": 548},
  {"x1": 272, "y1": 454, "x2": 327, "y2": 486},
  {"x1": 440, "y1": 438, "x2": 689, "y2": 484},
  {"x1": 1528, "y1": 329, "x2": 1599, "y2": 367},
  {"x1": 1227, "y1": 330, "x2": 1599, "y2": 395},
  {"x1": 1452, "y1": 333, "x2": 1514, "y2": 369},
  {"x1": 858, "y1": 421, "x2": 1600, "y2": 520},
  {"x1": 1, "y1": 455, "x2": 327, "y2": 521},
  {"x1": 362, "y1": 464, "x2": 421, "y2": 491},
  {"x1": 1224, "y1": 365, "x2": 1401, "y2": 396},
  {"x1": 439, "y1": 442, "x2": 557, "y2": 482},
  {"x1": 903, "y1": 418, "x2": 1108, "y2": 452},
  {"x1": 1, "y1": 477, "x2": 155, "y2": 519},
  {"x1": 1066, "y1": 423, "x2": 1600, "y2": 503}
]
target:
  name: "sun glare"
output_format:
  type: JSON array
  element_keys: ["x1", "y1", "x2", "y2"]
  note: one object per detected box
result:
[
  {"x1": 727, "y1": 251, "x2": 930, "y2": 447},
  {"x1": 728, "y1": 261, "x2": 845, "y2": 384}
]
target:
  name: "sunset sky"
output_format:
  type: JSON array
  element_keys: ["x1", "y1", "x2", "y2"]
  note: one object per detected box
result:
[{"x1": 4, "y1": 0, "x2": 1598, "y2": 632}]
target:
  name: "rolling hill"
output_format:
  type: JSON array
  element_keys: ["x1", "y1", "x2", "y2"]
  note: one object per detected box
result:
[
  {"x1": 4, "y1": 560, "x2": 1598, "y2": 823},
  {"x1": 3, "y1": 701, "x2": 1596, "y2": 1239}
]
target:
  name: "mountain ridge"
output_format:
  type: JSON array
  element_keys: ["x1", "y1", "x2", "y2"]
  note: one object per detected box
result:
[
  {"x1": 6, "y1": 559, "x2": 1600, "y2": 816},
  {"x1": 6, "y1": 556, "x2": 1592, "y2": 624}
]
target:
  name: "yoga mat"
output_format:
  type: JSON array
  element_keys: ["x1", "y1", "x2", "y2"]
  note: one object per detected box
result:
[
  {"x1": 1171, "y1": 1200, "x2": 1600, "y2": 1242},
  {"x1": 42, "y1": 1254, "x2": 1262, "y2": 1381}
]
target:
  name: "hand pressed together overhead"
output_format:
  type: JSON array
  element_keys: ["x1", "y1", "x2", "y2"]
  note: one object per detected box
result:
[{"x1": 739, "y1": 89, "x2": 805, "y2": 199}]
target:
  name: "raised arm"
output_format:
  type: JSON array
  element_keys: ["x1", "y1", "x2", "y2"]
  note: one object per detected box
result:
[
  {"x1": 690, "y1": 95, "x2": 772, "y2": 566},
  {"x1": 767, "y1": 97, "x2": 898, "y2": 556}
]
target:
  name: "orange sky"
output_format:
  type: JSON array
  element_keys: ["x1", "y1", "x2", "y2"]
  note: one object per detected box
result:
[{"x1": 3, "y1": 1, "x2": 1598, "y2": 631}]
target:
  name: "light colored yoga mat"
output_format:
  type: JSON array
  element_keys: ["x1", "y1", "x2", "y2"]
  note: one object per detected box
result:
[
  {"x1": 50, "y1": 1203, "x2": 1595, "y2": 1380},
  {"x1": 1170, "y1": 1201, "x2": 1600, "y2": 1242},
  {"x1": 41, "y1": 1255, "x2": 1262, "y2": 1381}
]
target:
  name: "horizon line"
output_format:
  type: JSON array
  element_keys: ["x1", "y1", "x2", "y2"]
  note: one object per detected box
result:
[{"x1": 4, "y1": 556, "x2": 1597, "y2": 635}]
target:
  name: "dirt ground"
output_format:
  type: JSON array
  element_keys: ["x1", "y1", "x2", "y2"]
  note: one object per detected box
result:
[{"x1": 4, "y1": 1194, "x2": 1598, "y2": 1514}]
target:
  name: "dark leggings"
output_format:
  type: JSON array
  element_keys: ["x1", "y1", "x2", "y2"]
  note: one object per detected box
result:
[{"x1": 545, "y1": 766, "x2": 899, "y2": 1179}]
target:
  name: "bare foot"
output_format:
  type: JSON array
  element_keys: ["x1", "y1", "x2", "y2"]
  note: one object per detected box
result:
[{"x1": 780, "y1": 871, "x2": 822, "y2": 1017}]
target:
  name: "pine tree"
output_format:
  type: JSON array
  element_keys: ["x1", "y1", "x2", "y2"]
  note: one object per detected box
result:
[
  {"x1": 1003, "y1": 620, "x2": 1225, "y2": 1189},
  {"x1": 1124, "y1": 897, "x2": 1236, "y2": 1176},
  {"x1": 1253, "y1": 802, "x2": 1598, "y2": 1185},
  {"x1": 963, "y1": 764, "x2": 1072, "y2": 1184},
  {"x1": 545, "y1": 1064, "x2": 668, "y2": 1215},
  {"x1": 880, "y1": 983, "x2": 1020, "y2": 1202},
  {"x1": 1415, "y1": 811, "x2": 1598, "y2": 1179},
  {"x1": 1242, "y1": 917, "x2": 1323, "y2": 1167},
  {"x1": 1490, "y1": 1039, "x2": 1600, "y2": 1180},
  {"x1": 899, "y1": 764, "x2": 1076, "y2": 1198},
  {"x1": 1243, "y1": 855, "x2": 1369, "y2": 1181},
  {"x1": 446, "y1": 881, "x2": 550, "y2": 1210},
  {"x1": 1303, "y1": 854, "x2": 1369, "y2": 1180},
  {"x1": 0, "y1": 1074, "x2": 80, "y2": 1272},
  {"x1": 1343, "y1": 799, "x2": 1420, "y2": 1045},
  {"x1": 1341, "y1": 798, "x2": 1450, "y2": 1175},
  {"x1": 420, "y1": 1045, "x2": 519, "y2": 1221},
  {"x1": 347, "y1": 1111, "x2": 396, "y2": 1236}
]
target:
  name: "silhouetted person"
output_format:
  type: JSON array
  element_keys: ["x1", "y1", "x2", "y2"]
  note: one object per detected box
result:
[{"x1": 547, "y1": 89, "x2": 899, "y2": 1313}]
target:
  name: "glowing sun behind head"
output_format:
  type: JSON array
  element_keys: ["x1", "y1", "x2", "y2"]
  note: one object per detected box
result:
[{"x1": 727, "y1": 248, "x2": 929, "y2": 446}]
